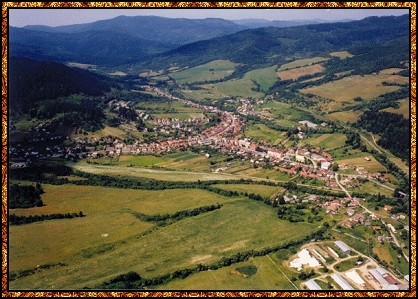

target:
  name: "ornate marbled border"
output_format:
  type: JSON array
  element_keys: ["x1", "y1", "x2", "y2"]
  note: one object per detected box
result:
[{"x1": 1, "y1": 2, "x2": 416, "y2": 297}]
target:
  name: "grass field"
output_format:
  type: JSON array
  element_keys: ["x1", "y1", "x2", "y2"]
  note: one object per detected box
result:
[
  {"x1": 325, "y1": 111, "x2": 361, "y2": 123},
  {"x1": 199, "y1": 80, "x2": 264, "y2": 99},
  {"x1": 86, "y1": 125, "x2": 128, "y2": 139},
  {"x1": 244, "y1": 65, "x2": 278, "y2": 91},
  {"x1": 350, "y1": 181, "x2": 394, "y2": 197},
  {"x1": 244, "y1": 124, "x2": 287, "y2": 144},
  {"x1": 278, "y1": 57, "x2": 329, "y2": 71},
  {"x1": 336, "y1": 154, "x2": 387, "y2": 173},
  {"x1": 214, "y1": 184, "x2": 284, "y2": 198},
  {"x1": 277, "y1": 64, "x2": 325, "y2": 81},
  {"x1": 156, "y1": 255, "x2": 297, "y2": 290},
  {"x1": 373, "y1": 242, "x2": 409, "y2": 275},
  {"x1": 255, "y1": 101, "x2": 314, "y2": 126},
  {"x1": 235, "y1": 168, "x2": 293, "y2": 181},
  {"x1": 189, "y1": 65, "x2": 278, "y2": 100},
  {"x1": 300, "y1": 75, "x2": 325, "y2": 83},
  {"x1": 10, "y1": 196, "x2": 314, "y2": 289},
  {"x1": 334, "y1": 256, "x2": 360, "y2": 272},
  {"x1": 300, "y1": 74, "x2": 402, "y2": 106},
  {"x1": 329, "y1": 51, "x2": 353, "y2": 59},
  {"x1": 382, "y1": 99, "x2": 410, "y2": 119},
  {"x1": 109, "y1": 152, "x2": 213, "y2": 172},
  {"x1": 170, "y1": 60, "x2": 238, "y2": 85},
  {"x1": 73, "y1": 161, "x2": 249, "y2": 182},
  {"x1": 301, "y1": 133, "x2": 347, "y2": 150}
]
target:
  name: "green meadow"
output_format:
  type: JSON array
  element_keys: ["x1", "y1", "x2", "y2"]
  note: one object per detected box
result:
[{"x1": 10, "y1": 186, "x2": 314, "y2": 289}]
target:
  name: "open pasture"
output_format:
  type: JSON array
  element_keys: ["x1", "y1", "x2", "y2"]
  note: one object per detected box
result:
[
  {"x1": 244, "y1": 124, "x2": 287, "y2": 144},
  {"x1": 302, "y1": 133, "x2": 347, "y2": 150},
  {"x1": 73, "y1": 161, "x2": 245, "y2": 182},
  {"x1": 170, "y1": 60, "x2": 238, "y2": 84},
  {"x1": 10, "y1": 197, "x2": 314, "y2": 289},
  {"x1": 156, "y1": 255, "x2": 297, "y2": 290},
  {"x1": 382, "y1": 99, "x2": 410, "y2": 119},
  {"x1": 300, "y1": 74, "x2": 402, "y2": 104},
  {"x1": 335, "y1": 154, "x2": 387, "y2": 173},
  {"x1": 278, "y1": 57, "x2": 329, "y2": 71},
  {"x1": 329, "y1": 51, "x2": 353, "y2": 59},
  {"x1": 277, "y1": 64, "x2": 325, "y2": 81}
]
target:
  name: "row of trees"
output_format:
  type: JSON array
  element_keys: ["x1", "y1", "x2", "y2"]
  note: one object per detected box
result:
[
  {"x1": 132, "y1": 204, "x2": 221, "y2": 226},
  {"x1": 9, "y1": 211, "x2": 85, "y2": 225}
]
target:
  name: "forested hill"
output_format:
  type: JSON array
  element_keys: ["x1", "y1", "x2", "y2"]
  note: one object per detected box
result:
[
  {"x1": 9, "y1": 57, "x2": 111, "y2": 112},
  {"x1": 9, "y1": 27, "x2": 175, "y2": 66},
  {"x1": 23, "y1": 16, "x2": 245, "y2": 45},
  {"x1": 135, "y1": 15, "x2": 409, "y2": 71}
]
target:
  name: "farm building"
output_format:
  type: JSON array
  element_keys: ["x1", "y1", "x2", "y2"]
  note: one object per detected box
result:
[
  {"x1": 305, "y1": 279, "x2": 322, "y2": 290},
  {"x1": 331, "y1": 274, "x2": 354, "y2": 290},
  {"x1": 345, "y1": 270, "x2": 365, "y2": 287},
  {"x1": 369, "y1": 269, "x2": 389, "y2": 288},
  {"x1": 334, "y1": 240, "x2": 351, "y2": 254},
  {"x1": 298, "y1": 120, "x2": 318, "y2": 128},
  {"x1": 321, "y1": 161, "x2": 332, "y2": 170}
]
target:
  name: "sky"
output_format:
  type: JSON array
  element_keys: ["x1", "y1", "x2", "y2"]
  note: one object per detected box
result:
[{"x1": 9, "y1": 8, "x2": 409, "y2": 27}]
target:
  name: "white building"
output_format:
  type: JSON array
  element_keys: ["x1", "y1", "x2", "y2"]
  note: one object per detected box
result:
[
  {"x1": 321, "y1": 161, "x2": 332, "y2": 170},
  {"x1": 331, "y1": 274, "x2": 354, "y2": 290},
  {"x1": 334, "y1": 240, "x2": 351, "y2": 254},
  {"x1": 305, "y1": 279, "x2": 322, "y2": 290}
]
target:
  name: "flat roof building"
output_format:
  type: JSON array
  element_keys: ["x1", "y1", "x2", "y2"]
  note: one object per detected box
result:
[
  {"x1": 305, "y1": 279, "x2": 322, "y2": 290},
  {"x1": 334, "y1": 240, "x2": 351, "y2": 254},
  {"x1": 331, "y1": 274, "x2": 354, "y2": 290}
]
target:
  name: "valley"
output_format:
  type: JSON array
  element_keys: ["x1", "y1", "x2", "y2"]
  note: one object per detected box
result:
[{"x1": 7, "y1": 12, "x2": 412, "y2": 292}]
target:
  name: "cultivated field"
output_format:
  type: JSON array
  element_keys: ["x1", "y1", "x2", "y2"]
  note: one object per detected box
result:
[
  {"x1": 382, "y1": 99, "x2": 410, "y2": 119},
  {"x1": 243, "y1": 65, "x2": 278, "y2": 91},
  {"x1": 277, "y1": 64, "x2": 325, "y2": 81},
  {"x1": 278, "y1": 57, "x2": 329, "y2": 71},
  {"x1": 234, "y1": 168, "x2": 293, "y2": 181},
  {"x1": 300, "y1": 74, "x2": 402, "y2": 104},
  {"x1": 73, "y1": 161, "x2": 257, "y2": 182},
  {"x1": 329, "y1": 51, "x2": 353, "y2": 59},
  {"x1": 92, "y1": 151, "x2": 216, "y2": 172},
  {"x1": 156, "y1": 255, "x2": 297, "y2": 290},
  {"x1": 350, "y1": 181, "x2": 394, "y2": 197},
  {"x1": 335, "y1": 154, "x2": 387, "y2": 173},
  {"x1": 244, "y1": 124, "x2": 287, "y2": 144},
  {"x1": 255, "y1": 101, "x2": 313, "y2": 127},
  {"x1": 302, "y1": 133, "x2": 347, "y2": 150},
  {"x1": 10, "y1": 196, "x2": 314, "y2": 289},
  {"x1": 325, "y1": 111, "x2": 362, "y2": 123},
  {"x1": 170, "y1": 60, "x2": 238, "y2": 84}
]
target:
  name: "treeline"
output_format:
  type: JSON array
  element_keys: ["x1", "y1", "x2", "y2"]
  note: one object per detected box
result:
[
  {"x1": 9, "y1": 183, "x2": 44, "y2": 209},
  {"x1": 370, "y1": 149, "x2": 409, "y2": 193},
  {"x1": 133, "y1": 204, "x2": 221, "y2": 226},
  {"x1": 9, "y1": 262, "x2": 67, "y2": 281},
  {"x1": 94, "y1": 225, "x2": 329, "y2": 289},
  {"x1": 9, "y1": 211, "x2": 85, "y2": 225},
  {"x1": 356, "y1": 110, "x2": 409, "y2": 160}
]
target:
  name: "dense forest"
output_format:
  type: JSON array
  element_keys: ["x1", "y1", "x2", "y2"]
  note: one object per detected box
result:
[
  {"x1": 9, "y1": 183, "x2": 44, "y2": 209},
  {"x1": 356, "y1": 110, "x2": 410, "y2": 160},
  {"x1": 9, "y1": 57, "x2": 111, "y2": 113}
]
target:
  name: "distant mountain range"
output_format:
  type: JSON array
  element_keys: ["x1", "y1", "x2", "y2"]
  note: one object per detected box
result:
[
  {"x1": 134, "y1": 15, "x2": 409, "y2": 71},
  {"x1": 9, "y1": 15, "x2": 357, "y2": 67},
  {"x1": 232, "y1": 18, "x2": 352, "y2": 28}
]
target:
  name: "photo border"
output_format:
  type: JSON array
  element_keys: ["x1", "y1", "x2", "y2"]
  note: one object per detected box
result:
[{"x1": 1, "y1": 2, "x2": 416, "y2": 297}]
